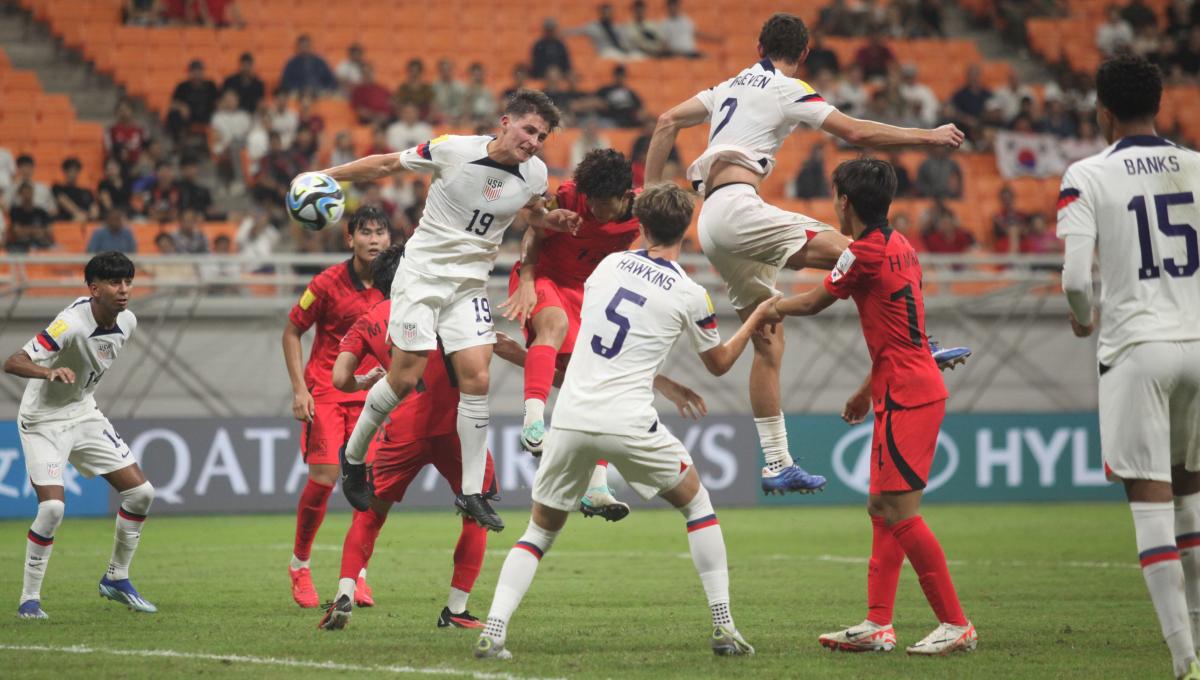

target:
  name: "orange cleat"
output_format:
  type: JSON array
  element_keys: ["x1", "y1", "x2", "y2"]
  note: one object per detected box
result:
[{"x1": 289, "y1": 567, "x2": 319, "y2": 608}]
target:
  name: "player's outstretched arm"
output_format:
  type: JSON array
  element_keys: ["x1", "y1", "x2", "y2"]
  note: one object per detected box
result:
[
  {"x1": 699, "y1": 295, "x2": 781, "y2": 376},
  {"x1": 332, "y1": 351, "x2": 363, "y2": 393},
  {"x1": 282, "y1": 321, "x2": 314, "y2": 423},
  {"x1": 522, "y1": 195, "x2": 581, "y2": 235},
  {"x1": 820, "y1": 111, "x2": 964, "y2": 150},
  {"x1": 653, "y1": 374, "x2": 708, "y2": 419},
  {"x1": 645, "y1": 97, "x2": 710, "y2": 186},
  {"x1": 321, "y1": 152, "x2": 407, "y2": 183},
  {"x1": 3, "y1": 350, "x2": 74, "y2": 383}
]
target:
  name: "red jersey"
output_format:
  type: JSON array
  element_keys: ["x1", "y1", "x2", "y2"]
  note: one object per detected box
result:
[
  {"x1": 824, "y1": 225, "x2": 947, "y2": 412},
  {"x1": 339, "y1": 300, "x2": 458, "y2": 442},
  {"x1": 538, "y1": 181, "x2": 641, "y2": 288},
  {"x1": 288, "y1": 260, "x2": 384, "y2": 404},
  {"x1": 105, "y1": 122, "x2": 148, "y2": 165}
]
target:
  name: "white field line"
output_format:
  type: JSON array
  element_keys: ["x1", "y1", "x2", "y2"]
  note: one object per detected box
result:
[{"x1": 0, "y1": 643, "x2": 565, "y2": 680}]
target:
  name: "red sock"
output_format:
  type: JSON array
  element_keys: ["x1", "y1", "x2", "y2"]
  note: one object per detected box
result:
[
  {"x1": 340, "y1": 509, "x2": 387, "y2": 580},
  {"x1": 293, "y1": 479, "x2": 333, "y2": 562},
  {"x1": 524, "y1": 345, "x2": 558, "y2": 403},
  {"x1": 450, "y1": 515, "x2": 489, "y2": 592},
  {"x1": 890, "y1": 515, "x2": 967, "y2": 626},
  {"x1": 867, "y1": 515, "x2": 905, "y2": 625}
]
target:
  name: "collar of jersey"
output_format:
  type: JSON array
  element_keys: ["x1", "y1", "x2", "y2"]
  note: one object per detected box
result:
[
  {"x1": 470, "y1": 155, "x2": 524, "y2": 180},
  {"x1": 344, "y1": 258, "x2": 367, "y2": 291},
  {"x1": 634, "y1": 249, "x2": 680, "y2": 273},
  {"x1": 757, "y1": 57, "x2": 775, "y2": 73},
  {"x1": 1107, "y1": 134, "x2": 1175, "y2": 156}
]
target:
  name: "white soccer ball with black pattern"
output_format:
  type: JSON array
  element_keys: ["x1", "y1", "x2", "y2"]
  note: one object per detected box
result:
[{"x1": 286, "y1": 172, "x2": 345, "y2": 231}]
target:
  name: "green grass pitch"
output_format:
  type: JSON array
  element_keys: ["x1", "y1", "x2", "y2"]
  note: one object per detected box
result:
[{"x1": 0, "y1": 503, "x2": 1170, "y2": 679}]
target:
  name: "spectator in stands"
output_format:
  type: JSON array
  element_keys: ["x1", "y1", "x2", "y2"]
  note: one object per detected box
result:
[
  {"x1": 172, "y1": 208, "x2": 209, "y2": 253},
  {"x1": 98, "y1": 158, "x2": 132, "y2": 214},
  {"x1": 269, "y1": 96, "x2": 299, "y2": 148},
  {"x1": 130, "y1": 138, "x2": 167, "y2": 195},
  {"x1": 167, "y1": 59, "x2": 220, "y2": 145},
  {"x1": 195, "y1": 0, "x2": 243, "y2": 27},
  {"x1": 1133, "y1": 23, "x2": 1167, "y2": 68},
  {"x1": 502, "y1": 64, "x2": 531, "y2": 102},
  {"x1": 568, "y1": 117, "x2": 611, "y2": 174},
  {"x1": 350, "y1": 63, "x2": 392, "y2": 126},
  {"x1": 624, "y1": 0, "x2": 668, "y2": 57},
  {"x1": 863, "y1": 88, "x2": 908, "y2": 128},
  {"x1": 1122, "y1": 0, "x2": 1159, "y2": 31},
  {"x1": 236, "y1": 207, "x2": 281, "y2": 272},
  {"x1": 922, "y1": 209, "x2": 974, "y2": 254},
  {"x1": 910, "y1": 0, "x2": 945, "y2": 37},
  {"x1": 3, "y1": 155, "x2": 55, "y2": 213},
  {"x1": 462, "y1": 62, "x2": 498, "y2": 126},
  {"x1": 659, "y1": 0, "x2": 717, "y2": 58},
  {"x1": 567, "y1": 3, "x2": 638, "y2": 59},
  {"x1": 279, "y1": 35, "x2": 336, "y2": 95},
  {"x1": 1168, "y1": 1, "x2": 1200, "y2": 38},
  {"x1": 1097, "y1": 5, "x2": 1135, "y2": 56},
  {"x1": 791, "y1": 144, "x2": 830, "y2": 199},
  {"x1": 221, "y1": 52, "x2": 265, "y2": 114},
  {"x1": 531, "y1": 18, "x2": 572, "y2": 78},
  {"x1": 1038, "y1": 98, "x2": 1078, "y2": 138},
  {"x1": 364, "y1": 124, "x2": 390, "y2": 156},
  {"x1": 898, "y1": 64, "x2": 939, "y2": 127},
  {"x1": 211, "y1": 91, "x2": 251, "y2": 190},
  {"x1": 542, "y1": 66, "x2": 579, "y2": 125},
  {"x1": 1062, "y1": 117, "x2": 1108, "y2": 164},
  {"x1": 887, "y1": 151, "x2": 914, "y2": 197},
  {"x1": 854, "y1": 30, "x2": 896, "y2": 81},
  {"x1": 596, "y1": 64, "x2": 644, "y2": 128},
  {"x1": 386, "y1": 103, "x2": 433, "y2": 153},
  {"x1": 105, "y1": 98, "x2": 149, "y2": 175},
  {"x1": 988, "y1": 71, "x2": 1036, "y2": 124},
  {"x1": 253, "y1": 132, "x2": 301, "y2": 211},
  {"x1": 991, "y1": 184, "x2": 1030, "y2": 253},
  {"x1": 290, "y1": 127, "x2": 319, "y2": 168},
  {"x1": 335, "y1": 43, "x2": 368, "y2": 92},
  {"x1": 201, "y1": 234, "x2": 242, "y2": 293},
  {"x1": 7, "y1": 183, "x2": 54, "y2": 252},
  {"x1": 326, "y1": 130, "x2": 356, "y2": 168},
  {"x1": 151, "y1": 231, "x2": 198, "y2": 284},
  {"x1": 805, "y1": 32, "x2": 840, "y2": 77},
  {"x1": 432, "y1": 59, "x2": 468, "y2": 125},
  {"x1": 915, "y1": 146, "x2": 963, "y2": 198},
  {"x1": 51, "y1": 158, "x2": 98, "y2": 223},
  {"x1": 174, "y1": 156, "x2": 213, "y2": 218},
  {"x1": 893, "y1": 212, "x2": 922, "y2": 251},
  {"x1": 393, "y1": 58, "x2": 435, "y2": 120},
  {"x1": 145, "y1": 160, "x2": 180, "y2": 223},
  {"x1": 631, "y1": 112, "x2": 679, "y2": 186},
  {"x1": 830, "y1": 65, "x2": 869, "y2": 117},
  {"x1": 1174, "y1": 26, "x2": 1200, "y2": 77},
  {"x1": 297, "y1": 91, "x2": 325, "y2": 139},
  {"x1": 951, "y1": 64, "x2": 992, "y2": 142},
  {"x1": 818, "y1": 0, "x2": 857, "y2": 36},
  {"x1": 124, "y1": 0, "x2": 163, "y2": 26},
  {"x1": 1022, "y1": 214, "x2": 1061, "y2": 255},
  {"x1": 0, "y1": 147, "x2": 13, "y2": 199},
  {"x1": 88, "y1": 207, "x2": 137, "y2": 254}
]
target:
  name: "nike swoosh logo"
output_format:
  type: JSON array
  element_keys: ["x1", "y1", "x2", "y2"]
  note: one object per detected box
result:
[
  {"x1": 477, "y1": 330, "x2": 491, "y2": 336},
  {"x1": 474, "y1": 423, "x2": 488, "y2": 429},
  {"x1": 370, "y1": 405, "x2": 389, "y2": 415},
  {"x1": 845, "y1": 631, "x2": 862, "y2": 639}
]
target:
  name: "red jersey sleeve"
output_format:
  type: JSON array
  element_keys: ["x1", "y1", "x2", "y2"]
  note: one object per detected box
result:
[
  {"x1": 288, "y1": 272, "x2": 327, "y2": 331},
  {"x1": 823, "y1": 241, "x2": 873, "y2": 299},
  {"x1": 338, "y1": 313, "x2": 371, "y2": 361}
]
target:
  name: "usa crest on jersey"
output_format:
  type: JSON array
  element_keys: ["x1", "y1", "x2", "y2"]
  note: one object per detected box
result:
[{"x1": 483, "y1": 176, "x2": 505, "y2": 202}]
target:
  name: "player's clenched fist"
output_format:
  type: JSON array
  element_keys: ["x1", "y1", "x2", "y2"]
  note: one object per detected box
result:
[
  {"x1": 543, "y1": 209, "x2": 582, "y2": 235},
  {"x1": 841, "y1": 386, "x2": 871, "y2": 425},
  {"x1": 45, "y1": 367, "x2": 75, "y2": 383},
  {"x1": 931, "y1": 124, "x2": 965, "y2": 149},
  {"x1": 292, "y1": 389, "x2": 315, "y2": 423}
]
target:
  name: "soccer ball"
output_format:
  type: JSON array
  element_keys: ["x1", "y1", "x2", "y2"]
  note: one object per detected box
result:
[{"x1": 286, "y1": 172, "x2": 344, "y2": 231}]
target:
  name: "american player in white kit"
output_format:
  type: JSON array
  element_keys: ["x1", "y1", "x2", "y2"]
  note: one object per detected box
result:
[
  {"x1": 475, "y1": 184, "x2": 777, "y2": 660},
  {"x1": 644, "y1": 13, "x2": 966, "y2": 495},
  {"x1": 4, "y1": 252, "x2": 157, "y2": 619},
  {"x1": 317, "y1": 90, "x2": 580, "y2": 532},
  {"x1": 1059, "y1": 54, "x2": 1200, "y2": 680}
]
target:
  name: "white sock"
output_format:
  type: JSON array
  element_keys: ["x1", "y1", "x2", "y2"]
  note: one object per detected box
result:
[
  {"x1": 107, "y1": 482, "x2": 153, "y2": 581},
  {"x1": 345, "y1": 380, "x2": 401, "y2": 464},
  {"x1": 457, "y1": 392, "x2": 489, "y2": 495},
  {"x1": 1177, "y1": 493, "x2": 1200, "y2": 653},
  {"x1": 588, "y1": 463, "x2": 609, "y2": 491},
  {"x1": 290, "y1": 555, "x2": 310, "y2": 570},
  {"x1": 677, "y1": 485, "x2": 733, "y2": 629},
  {"x1": 754, "y1": 414, "x2": 794, "y2": 473},
  {"x1": 484, "y1": 520, "x2": 559, "y2": 642},
  {"x1": 1133, "y1": 501, "x2": 1195, "y2": 677},
  {"x1": 22, "y1": 499, "x2": 64, "y2": 603},
  {"x1": 523, "y1": 398, "x2": 545, "y2": 428},
  {"x1": 448, "y1": 586, "x2": 470, "y2": 614},
  {"x1": 336, "y1": 577, "x2": 355, "y2": 601}
]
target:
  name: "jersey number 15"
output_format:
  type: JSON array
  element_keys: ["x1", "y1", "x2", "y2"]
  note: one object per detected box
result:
[{"x1": 1130, "y1": 192, "x2": 1198, "y2": 280}]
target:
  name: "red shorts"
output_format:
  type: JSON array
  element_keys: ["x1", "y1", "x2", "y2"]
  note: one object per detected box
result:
[
  {"x1": 302, "y1": 401, "x2": 364, "y2": 466},
  {"x1": 508, "y1": 268, "x2": 583, "y2": 355},
  {"x1": 869, "y1": 399, "x2": 946, "y2": 494},
  {"x1": 369, "y1": 433, "x2": 498, "y2": 503}
]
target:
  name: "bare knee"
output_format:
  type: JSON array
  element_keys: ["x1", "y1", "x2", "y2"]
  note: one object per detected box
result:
[
  {"x1": 785, "y1": 230, "x2": 851, "y2": 270},
  {"x1": 456, "y1": 365, "x2": 490, "y2": 394},
  {"x1": 531, "y1": 502, "x2": 569, "y2": 532},
  {"x1": 531, "y1": 308, "x2": 569, "y2": 349},
  {"x1": 309, "y1": 464, "x2": 339, "y2": 486},
  {"x1": 1172, "y1": 465, "x2": 1200, "y2": 497}
]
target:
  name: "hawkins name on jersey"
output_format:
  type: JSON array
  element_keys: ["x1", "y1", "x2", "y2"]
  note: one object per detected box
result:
[
  {"x1": 20, "y1": 297, "x2": 137, "y2": 424},
  {"x1": 398, "y1": 135, "x2": 549, "y2": 281}
]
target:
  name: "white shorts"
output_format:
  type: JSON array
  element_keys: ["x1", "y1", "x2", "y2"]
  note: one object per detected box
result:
[
  {"x1": 20, "y1": 411, "x2": 134, "y2": 486},
  {"x1": 532, "y1": 424, "x2": 693, "y2": 512},
  {"x1": 388, "y1": 258, "x2": 496, "y2": 354},
  {"x1": 1099, "y1": 340, "x2": 1200, "y2": 483},
  {"x1": 698, "y1": 183, "x2": 833, "y2": 310}
]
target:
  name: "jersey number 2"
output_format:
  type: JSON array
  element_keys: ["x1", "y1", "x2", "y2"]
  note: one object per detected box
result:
[
  {"x1": 1130, "y1": 192, "x2": 1198, "y2": 280},
  {"x1": 591, "y1": 287, "x2": 647, "y2": 359},
  {"x1": 711, "y1": 97, "x2": 738, "y2": 140}
]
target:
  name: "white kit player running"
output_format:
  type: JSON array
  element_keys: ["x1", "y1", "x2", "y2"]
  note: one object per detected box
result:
[
  {"x1": 317, "y1": 90, "x2": 580, "y2": 532},
  {"x1": 4, "y1": 252, "x2": 157, "y2": 619},
  {"x1": 1059, "y1": 54, "x2": 1200, "y2": 680},
  {"x1": 475, "y1": 184, "x2": 774, "y2": 661},
  {"x1": 644, "y1": 12, "x2": 966, "y2": 495}
]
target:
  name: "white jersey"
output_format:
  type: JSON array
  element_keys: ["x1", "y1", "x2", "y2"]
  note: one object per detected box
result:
[
  {"x1": 1057, "y1": 135, "x2": 1200, "y2": 365},
  {"x1": 686, "y1": 58, "x2": 837, "y2": 193},
  {"x1": 19, "y1": 297, "x2": 137, "y2": 425},
  {"x1": 398, "y1": 134, "x2": 549, "y2": 282},
  {"x1": 552, "y1": 251, "x2": 720, "y2": 435}
]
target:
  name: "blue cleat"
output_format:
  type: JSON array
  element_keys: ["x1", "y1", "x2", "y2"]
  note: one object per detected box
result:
[
  {"x1": 930, "y1": 340, "x2": 971, "y2": 370},
  {"x1": 99, "y1": 576, "x2": 157, "y2": 613},
  {"x1": 761, "y1": 465, "x2": 827, "y2": 495},
  {"x1": 17, "y1": 599, "x2": 47, "y2": 619}
]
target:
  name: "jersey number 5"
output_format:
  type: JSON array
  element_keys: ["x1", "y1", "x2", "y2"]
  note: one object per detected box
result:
[
  {"x1": 1130, "y1": 192, "x2": 1198, "y2": 280},
  {"x1": 591, "y1": 287, "x2": 647, "y2": 359}
]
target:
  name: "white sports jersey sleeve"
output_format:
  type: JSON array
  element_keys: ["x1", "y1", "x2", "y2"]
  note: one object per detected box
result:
[
  {"x1": 683, "y1": 286, "x2": 720, "y2": 353},
  {"x1": 1055, "y1": 165, "x2": 1096, "y2": 240},
  {"x1": 778, "y1": 77, "x2": 837, "y2": 129}
]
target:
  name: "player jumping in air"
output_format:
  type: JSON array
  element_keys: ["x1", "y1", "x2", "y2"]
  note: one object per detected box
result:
[
  {"x1": 645, "y1": 12, "x2": 967, "y2": 496},
  {"x1": 756, "y1": 159, "x2": 975, "y2": 656},
  {"x1": 1059, "y1": 54, "x2": 1200, "y2": 680},
  {"x1": 475, "y1": 184, "x2": 773, "y2": 660},
  {"x1": 282, "y1": 206, "x2": 390, "y2": 608},
  {"x1": 5, "y1": 252, "x2": 157, "y2": 618},
  {"x1": 319, "y1": 90, "x2": 580, "y2": 533}
]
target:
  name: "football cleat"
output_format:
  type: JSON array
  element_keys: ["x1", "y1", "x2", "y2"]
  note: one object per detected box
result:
[
  {"x1": 289, "y1": 566, "x2": 319, "y2": 608},
  {"x1": 761, "y1": 464, "x2": 827, "y2": 495},
  {"x1": 17, "y1": 599, "x2": 47, "y2": 620},
  {"x1": 929, "y1": 339, "x2": 971, "y2": 371},
  {"x1": 318, "y1": 594, "x2": 352, "y2": 631},
  {"x1": 710, "y1": 624, "x2": 755, "y2": 656},
  {"x1": 354, "y1": 574, "x2": 374, "y2": 608},
  {"x1": 1181, "y1": 659, "x2": 1200, "y2": 680},
  {"x1": 818, "y1": 620, "x2": 897, "y2": 652},
  {"x1": 98, "y1": 576, "x2": 157, "y2": 613},
  {"x1": 438, "y1": 606, "x2": 484, "y2": 629},
  {"x1": 579, "y1": 487, "x2": 631, "y2": 522},
  {"x1": 455, "y1": 493, "x2": 505, "y2": 532},
  {"x1": 906, "y1": 621, "x2": 977, "y2": 655},
  {"x1": 339, "y1": 444, "x2": 374, "y2": 512},
  {"x1": 520, "y1": 420, "x2": 545, "y2": 457},
  {"x1": 474, "y1": 635, "x2": 512, "y2": 660}
]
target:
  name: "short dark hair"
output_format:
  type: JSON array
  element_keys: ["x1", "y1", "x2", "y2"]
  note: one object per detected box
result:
[
  {"x1": 347, "y1": 205, "x2": 392, "y2": 235},
  {"x1": 1097, "y1": 53, "x2": 1162, "y2": 123},
  {"x1": 633, "y1": 183, "x2": 694, "y2": 245},
  {"x1": 85, "y1": 251, "x2": 135, "y2": 284},
  {"x1": 573, "y1": 149, "x2": 632, "y2": 200},
  {"x1": 239, "y1": 52, "x2": 253, "y2": 63},
  {"x1": 16, "y1": 154, "x2": 33, "y2": 167},
  {"x1": 371, "y1": 244, "x2": 405, "y2": 294},
  {"x1": 61, "y1": 157, "x2": 81, "y2": 172},
  {"x1": 831, "y1": 158, "x2": 897, "y2": 226},
  {"x1": 504, "y1": 88, "x2": 562, "y2": 130},
  {"x1": 758, "y1": 13, "x2": 809, "y2": 63}
]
